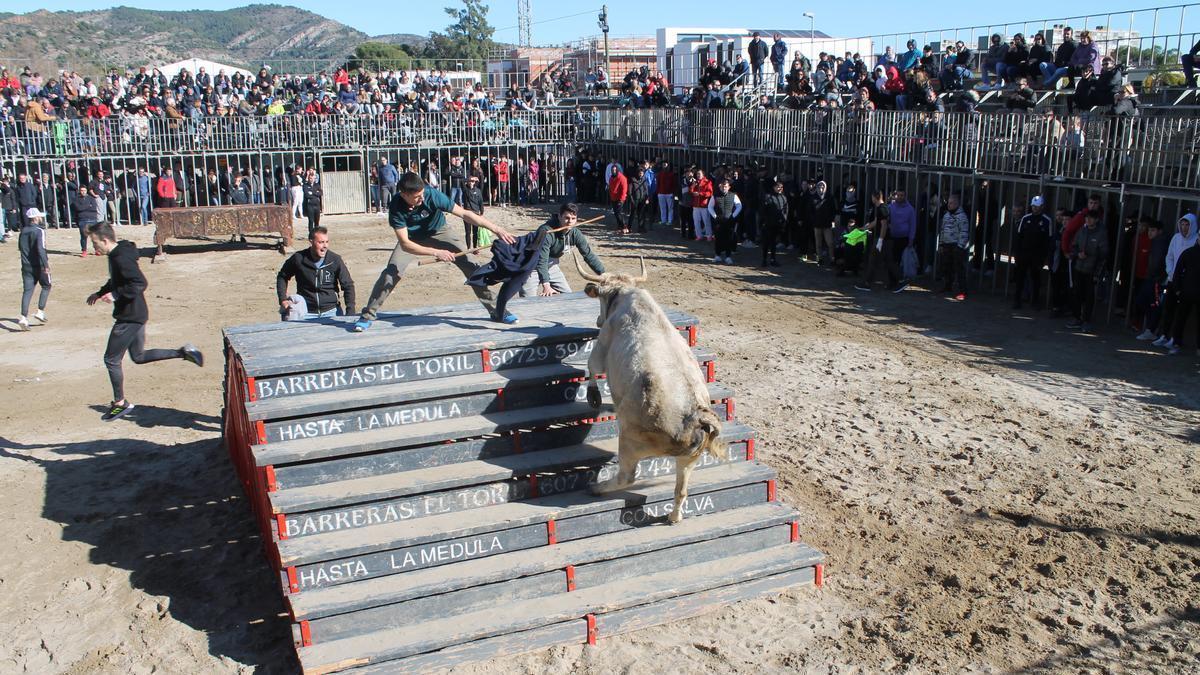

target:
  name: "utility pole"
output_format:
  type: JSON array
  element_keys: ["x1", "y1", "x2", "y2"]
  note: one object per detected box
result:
[
  {"x1": 598, "y1": 5, "x2": 610, "y2": 87},
  {"x1": 517, "y1": 0, "x2": 532, "y2": 48}
]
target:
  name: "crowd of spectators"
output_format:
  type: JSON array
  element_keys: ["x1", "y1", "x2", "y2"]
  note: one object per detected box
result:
[{"x1": 565, "y1": 149, "x2": 1199, "y2": 352}]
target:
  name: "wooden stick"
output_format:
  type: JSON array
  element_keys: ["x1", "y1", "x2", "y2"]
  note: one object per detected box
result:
[{"x1": 417, "y1": 215, "x2": 606, "y2": 266}]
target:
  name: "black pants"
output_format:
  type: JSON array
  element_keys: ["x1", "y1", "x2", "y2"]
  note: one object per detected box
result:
[
  {"x1": 1051, "y1": 257, "x2": 1070, "y2": 312},
  {"x1": 1171, "y1": 296, "x2": 1198, "y2": 347},
  {"x1": 937, "y1": 245, "x2": 968, "y2": 293},
  {"x1": 1013, "y1": 253, "x2": 1043, "y2": 306},
  {"x1": 611, "y1": 200, "x2": 627, "y2": 230},
  {"x1": 1072, "y1": 270, "x2": 1096, "y2": 323},
  {"x1": 714, "y1": 218, "x2": 737, "y2": 257},
  {"x1": 305, "y1": 207, "x2": 321, "y2": 236},
  {"x1": 680, "y1": 206, "x2": 693, "y2": 238},
  {"x1": 21, "y1": 269, "x2": 51, "y2": 316},
  {"x1": 78, "y1": 218, "x2": 97, "y2": 253},
  {"x1": 864, "y1": 237, "x2": 903, "y2": 288},
  {"x1": 760, "y1": 222, "x2": 781, "y2": 265},
  {"x1": 104, "y1": 322, "x2": 182, "y2": 402}
]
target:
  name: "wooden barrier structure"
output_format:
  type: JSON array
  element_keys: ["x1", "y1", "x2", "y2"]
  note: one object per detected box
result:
[
  {"x1": 153, "y1": 204, "x2": 293, "y2": 259},
  {"x1": 222, "y1": 293, "x2": 824, "y2": 673}
]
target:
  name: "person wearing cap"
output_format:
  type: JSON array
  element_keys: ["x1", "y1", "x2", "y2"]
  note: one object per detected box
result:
[
  {"x1": 17, "y1": 208, "x2": 51, "y2": 330},
  {"x1": 1014, "y1": 196, "x2": 1052, "y2": 310},
  {"x1": 354, "y1": 172, "x2": 517, "y2": 331}
]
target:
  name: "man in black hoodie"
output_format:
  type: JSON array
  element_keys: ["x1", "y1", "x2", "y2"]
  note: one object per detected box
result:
[
  {"x1": 276, "y1": 226, "x2": 356, "y2": 320},
  {"x1": 86, "y1": 223, "x2": 204, "y2": 422},
  {"x1": 16, "y1": 172, "x2": 38, "y2": 229}
]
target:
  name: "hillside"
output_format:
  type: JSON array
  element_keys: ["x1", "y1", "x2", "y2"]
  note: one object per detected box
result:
[{"x1": 0, "y1": 5, "x2": 427, "y2": 78}]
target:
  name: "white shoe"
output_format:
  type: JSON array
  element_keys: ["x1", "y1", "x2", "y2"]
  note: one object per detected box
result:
[
  {"x1": 713, "y1": 255, "x2": 721, "y2": 263},
  {"x1": 1164, "y1": 338, "x2": 1177, "y2": 349},
  {"x1": 34, "y1": 309, "x2": 46, "y2": 323},
  {"x1": 724, "y1": 256, "x2": 734, "y2": 264},
  {"x1": 1135, "y1": 328, "x2": 1155, "y2": 341},
  {"x1": 17, "y1": 316, "x2": 30, "y2": 331},
  {"x1": 1168, "y1": 344, "x2": 1181, "y2": 355},
  {"x1": 1152, "y1": 335, "x2": 1168, "y2": 347}
]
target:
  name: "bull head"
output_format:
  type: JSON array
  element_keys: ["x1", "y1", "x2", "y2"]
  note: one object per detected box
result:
[{"x1": 573, "y1": 252, "x2": 648, "y2": 327}]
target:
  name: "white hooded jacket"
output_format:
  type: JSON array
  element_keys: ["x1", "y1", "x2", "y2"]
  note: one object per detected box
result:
[{"x1": 1166, "y1": 213, "x2": 1198, "y2": 282}]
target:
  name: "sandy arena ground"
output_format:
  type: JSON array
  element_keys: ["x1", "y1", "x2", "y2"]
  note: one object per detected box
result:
[{"x1": 0, "y1": 206, "x2": 1197, "y2": 674}]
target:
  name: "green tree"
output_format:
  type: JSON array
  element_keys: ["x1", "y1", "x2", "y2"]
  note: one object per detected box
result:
[
  {"x1": 349, "y1": 42, "x2": 415, "y2": 72},
  {"x1": 423, "y1": 0, "x2": 494, "y2": 65}
]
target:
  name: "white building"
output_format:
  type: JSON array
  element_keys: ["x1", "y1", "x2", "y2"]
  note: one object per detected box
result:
[{"x1": 656, "y1": 27, "x2": 874, "y2": 94}]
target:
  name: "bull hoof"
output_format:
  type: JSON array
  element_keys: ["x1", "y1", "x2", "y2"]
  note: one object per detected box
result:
[
  {"x1": 667, "y1": 509, "x2": 684, "y2": 524},
  {"x1": 586, "y1": 384, "x2": 602, "y2": 409}
]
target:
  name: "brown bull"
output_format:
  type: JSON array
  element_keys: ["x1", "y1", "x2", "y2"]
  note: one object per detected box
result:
[{"x1": 575, "y1": 253, "x2": 726, "y2": 523}]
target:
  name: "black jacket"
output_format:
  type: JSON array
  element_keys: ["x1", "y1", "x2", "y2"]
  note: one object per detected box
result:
[
  {"x1": 16, "y1": 181, "x2": 38, "y2": 208},
  {"x1": 97, "y1": 240, "x2": 149, "y2": 324},
  {"x1": 1173, "y1": 244, "x2": 1200, "y2": 300},
  {"x1": 276, "y1": 249, "x2": 355, "y2": 315},
  {"x1": 748, "y1": 38, "x2": 769, "y2": 64},
  {"x1": 1016, "y1": 213, "x2": 1052, "y2": 255},
  {"x1": 18, "y1": 224, "x2": 48, "y2": 272},
  {"x1": 462, "y1": 186, "x2": 484, "y2": 215},
  {"x1": 72, "y1": 190, "x2": 101, "y2": 224},
  {"x1": 302, "y1": 182, "x2": 323, "y2": 212},
  {"x1": 808, "y1": 193, "x2": 837, "y2": 229},
  {"x1": 1053, "y1": 39, "x2": 1077, "y2": 67},
  {"x1": 762, "y1": 192, "x2": 789, "y2": 227}
]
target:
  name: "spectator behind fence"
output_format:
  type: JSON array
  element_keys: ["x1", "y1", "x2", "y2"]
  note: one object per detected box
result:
[{"x1": 1183, "y1": 39, "x2": 1200, "y2": 88}]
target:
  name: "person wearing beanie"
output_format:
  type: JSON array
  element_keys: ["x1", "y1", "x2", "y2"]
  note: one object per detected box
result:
[{"x1": 17, "y1": 208, "x2": 50, "y2": 330}]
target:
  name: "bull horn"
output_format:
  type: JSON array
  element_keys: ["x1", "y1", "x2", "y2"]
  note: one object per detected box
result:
[
  {"x1": 630, "y1": 256, "x2": 648, "y2": 283},
  {"x1": 573, "y1": 250, "x2": 604, "y2": 282}
]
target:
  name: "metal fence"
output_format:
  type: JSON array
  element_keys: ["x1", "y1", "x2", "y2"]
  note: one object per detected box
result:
[
  {"x1": 0, "y1": 110, "x2": 577, "y2": 160},
  {"x1": 593, "y1": 107, "x2": 1200, "y2": 193}
]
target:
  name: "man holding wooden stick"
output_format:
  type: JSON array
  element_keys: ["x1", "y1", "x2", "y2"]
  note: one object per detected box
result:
[{"x1": 355, "y1": 172, "x2": 516, "y2": 331}]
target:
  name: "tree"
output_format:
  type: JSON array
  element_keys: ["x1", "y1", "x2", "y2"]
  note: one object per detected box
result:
[
  {"x1": 348, "y1": 42, "x2": 414, "y2": 72},
  {"x1": 423, "y1": 0, "x2": 495, "y2": 65}
]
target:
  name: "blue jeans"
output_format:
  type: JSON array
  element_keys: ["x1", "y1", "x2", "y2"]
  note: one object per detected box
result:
[
  {"x1": 139, "y1": 195, "x2": 151, "y2": 224},
  {"x1": 450, "y1": 186, "x2": 463, "y2": 206},
  {"x1": 1041, "y1": 63, "x2": 1069, "y2": 86},
  {"x1": 982, "y1": 62, "x2": 1006, "y2": 84},
  {"x1": 773, "y1": 63, "x2": 785, "y2": 90}
]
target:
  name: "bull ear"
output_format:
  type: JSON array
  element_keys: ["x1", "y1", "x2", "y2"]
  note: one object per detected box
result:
[{"x1": 584, "y1": 283, "x2": 600, "y2": 298}]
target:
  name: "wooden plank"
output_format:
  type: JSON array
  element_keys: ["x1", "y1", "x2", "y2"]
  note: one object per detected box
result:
[
  {"x1": 272, "y1": 435, "x2": 752, "y2": 529},
  {"x1": 301, "y1": 571, "x2": 564, "y2": 645},
  {"x1": 273, "y1": 418, "x2": 747, "y2": 491},
  {"x1": 281, "y1": 477, "x2": 770, "y2": 592},
  {"x1": 288, "y1": 501, "x2": 798, "y2": 621},
  {"x1": 344, "y1": 620, "x2": 584, "y2": 675},
  {"x1": 254, "y1": 383, "x2": 731, "y2": 466},
  {"x1": 232, "y1": 299, "x2": 698, "y2": 378},
  {"x1": 277, "y1": 462, "x2": 773, "y2": 569},
  {"x1": 303, "y1": 524, "x2": 791, "y2": 646},
  {"x1": 296, "y1": 543, "x2": 822, "y2": 674},
  {"x1": 260, "y1": 377, "x2": 731, "y2": 445}
]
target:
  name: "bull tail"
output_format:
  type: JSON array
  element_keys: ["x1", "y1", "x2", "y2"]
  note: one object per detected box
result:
[{"x1": 689, "y1": 408, "x2": 727, "y2": 461}]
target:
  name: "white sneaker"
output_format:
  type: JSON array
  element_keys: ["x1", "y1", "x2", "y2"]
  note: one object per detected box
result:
[
  {"x1": 1164, "y1": 338, "x2": 1176, "y2": 349},
  {"x1": 724, "y1": 256, "x2": 734, "y2": 264},
  {"x1": 1135, "y1": 328, "x2": 1155, "y2": 341},
  {"x1": 1168, "y1": 344, "x2": 1181, "y2": 355},
  {"x1": 713, "y1": 255, "x2": 721, "y2": 263},
  {"x1": 1152, "y1": 335, "x2": 1168, "y2": 347},
  {"x1": 17, "y1": 316, "x2": 30, "y2": 331},
  {"x1": 34, "y1": 309, "x2": 46, "y2": 323}
]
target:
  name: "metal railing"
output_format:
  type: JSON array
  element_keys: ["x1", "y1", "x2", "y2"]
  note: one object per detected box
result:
[
  {"x1": 0, "y1": 110, "x2": 578, "y2": 159},
  {"x1": 593, "y1": 107, "x2": 1200, "y2": 193}
]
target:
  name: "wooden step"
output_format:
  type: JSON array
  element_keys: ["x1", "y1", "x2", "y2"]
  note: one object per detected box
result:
[
  {"x1": 225, "y1": 293, "x2": 699, "y2": 379},
  {"x1": 246, "y1": 347, "x2": 717, "y2": 421},
  {"x1": 288, "y1": 501, "x2": 799, "y2": 621},
  {"x1": 255, "y1": 370, "x2": 727, "y2": 445},
  {"x1": 252, "y1": 382, "x2": 733, "y2": 467},
  {"x1": 269, "y1": 423, "x2": 755, "y2": 522},
  {"x1": 295, "y1": 519, "x2": 796, "y2": 645},
  {"x1": 277, "y1": 462, "x2": 776, "y2": 589},
  {"x1": 296, "y1": 542, "x2": 822, "y2": 674},
  {"x1": 347, "y1": 567, "x2": 817, "y2": 674}
]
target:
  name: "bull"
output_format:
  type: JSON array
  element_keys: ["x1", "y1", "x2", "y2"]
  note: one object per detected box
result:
[{"x1": 574, "y1": 253, "x2": 726, "y2": 523}]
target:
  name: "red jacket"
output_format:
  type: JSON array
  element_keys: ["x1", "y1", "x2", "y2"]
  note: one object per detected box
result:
[
  {"x1": 608, "y1": 171, "x2": 628, "y2": 203},
  {"x1": 691, "y1": 177, "x2": 713, "y2": 208},
  {"x1": 156, "y1": 175, "x2": 177, "y2": 200},
  {"x1": 656, "y1": 169, "x2": 678, "y2": 195}
]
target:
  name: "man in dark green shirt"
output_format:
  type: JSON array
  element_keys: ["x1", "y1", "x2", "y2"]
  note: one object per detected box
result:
[
  {"x1": 356, "y1": 172, "x2": 516, "y2": 331},
  {"x1": 519, "y1": 202, "x2": 605, "y2": 297}
]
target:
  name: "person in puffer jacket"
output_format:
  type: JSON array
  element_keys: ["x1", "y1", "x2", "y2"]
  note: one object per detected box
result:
[{"x1": 937, "y1": 193, "x2": 970, "y2": 298}]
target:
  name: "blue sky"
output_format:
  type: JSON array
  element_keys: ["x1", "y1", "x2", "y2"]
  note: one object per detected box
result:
[{"x1": 16, "y1": 1, "x2": 1197, "y2": 44}]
